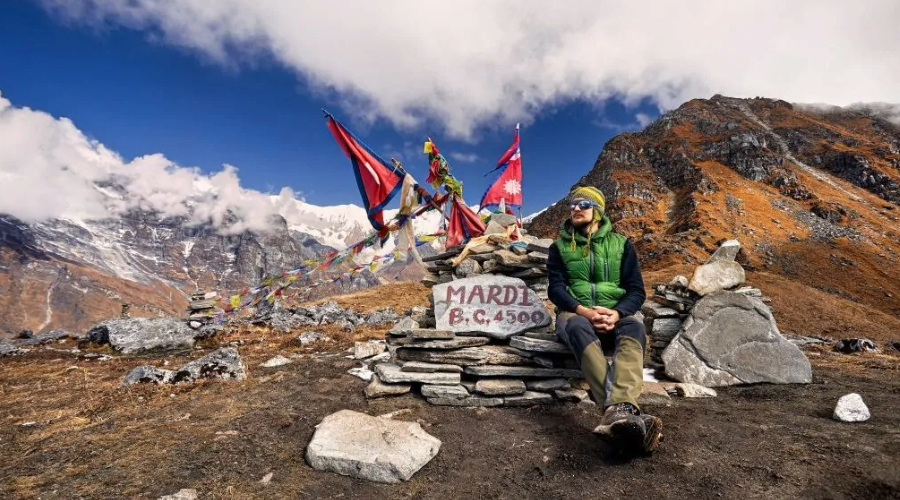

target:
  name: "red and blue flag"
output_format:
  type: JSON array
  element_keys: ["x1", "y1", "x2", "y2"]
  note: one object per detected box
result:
[
  {"x1": 479, "y1": 125, "x2": 523, "y2": 213},
  {"x1": 325, "y1": 112, "x2": 404, "y2": 232}
]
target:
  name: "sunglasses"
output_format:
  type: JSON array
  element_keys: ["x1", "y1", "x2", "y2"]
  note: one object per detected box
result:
[{"x1": 569, "y1": 200, "x2": 595, "y2": 211}]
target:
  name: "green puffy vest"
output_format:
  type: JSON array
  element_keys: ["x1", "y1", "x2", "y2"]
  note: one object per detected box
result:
[{"x1": 554, "y1": 216, "x2": 627, "y2": 309}]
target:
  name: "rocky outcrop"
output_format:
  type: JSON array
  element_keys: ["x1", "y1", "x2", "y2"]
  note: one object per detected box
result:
[{"x1": 123, "y1": 347, "x2": 246, "y2": 385}]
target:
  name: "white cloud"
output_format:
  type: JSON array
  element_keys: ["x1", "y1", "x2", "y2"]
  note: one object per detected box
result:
[
  {"x1": 448, "y1": 152, "x2": 480, "y2": 163},
  {"x1": 0, "y1": 90, "x2": 295, "y2": 234},
  {"x1": 37, "y1": 0, "x2": 900, "y2": 139},
  {"x1": 635, "y1": 113, "x2": 654, "y2": 128}
]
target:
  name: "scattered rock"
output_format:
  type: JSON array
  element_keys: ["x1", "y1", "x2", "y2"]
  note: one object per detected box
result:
[
  {"x1": 671, "y1": 383, "x2": 717, "y2": 398},
  {"x1": 171, "y1": 347, "x2": 247, "y2": 383},
  {"x1": 833, "y1": 393, "x2": 870, "y2": 422},
  {"x1": 347, "y1": 365, "x2": 375, "y2": 381},
  {"x1": 354, "y1": 340, "x2": 387, "y2": 359},
  {"x1": 123, "y1": 366, "x2": 174, "y2": 386},
  {"x1": 834, "y1": 338, "x2": 878, "y2": 354},
  {"x1": 260, "y1": 355, "x2": 293, "y2": 368},
  {"x1": 157, "y1": 489, "x2": 198, "y2": 500},
  {"x1": 298, "y1": 331, "x2": 327, "y2": 346},
  {"x1": 305, "y1": 409, "x2": 441, "y2": 483}
]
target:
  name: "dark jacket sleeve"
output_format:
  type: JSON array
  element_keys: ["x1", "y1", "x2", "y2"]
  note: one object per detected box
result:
[
  {"x1": 546, "y1": 243, "x2": 581, "y2": 313},
  {"x1": 613, "y1": 239, "x2": 646, "y2": 318}
]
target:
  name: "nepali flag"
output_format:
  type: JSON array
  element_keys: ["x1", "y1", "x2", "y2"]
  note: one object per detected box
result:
[
  {"x1": 479, "y1": 124, "x2": 522, "y2": 213},
  {"x1": 325, "y1": 112, "x2": 404, "y2": 232}
]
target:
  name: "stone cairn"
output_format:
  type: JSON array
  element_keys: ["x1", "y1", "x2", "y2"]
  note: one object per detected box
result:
[
  {"x1": 365, "y1": 215, "x2": 596, "y2": 407},
  {"x1": 420, "y1": 212, "x2": 552, "y2": 302},
  {"x1": 186, "y1": 291, "x2": 218, "y2": 329},
  {"x1": 641, "y1": 239, "x2": 769, "y2": 369}
]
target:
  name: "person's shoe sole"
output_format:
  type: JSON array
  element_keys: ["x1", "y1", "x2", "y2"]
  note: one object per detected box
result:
[{"x1": 641, "y1": 415, "x2": 663, "y2": 454}]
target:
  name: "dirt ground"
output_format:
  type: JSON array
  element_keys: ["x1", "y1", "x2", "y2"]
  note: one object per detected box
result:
[{"x1": 2, "y1": 320, "x2": 899, "y2": 500}]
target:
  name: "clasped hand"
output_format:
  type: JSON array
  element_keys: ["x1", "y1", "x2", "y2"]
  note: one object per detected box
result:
[{"x1": 576, "y1": 305, "x2": 620, "y2": 333}]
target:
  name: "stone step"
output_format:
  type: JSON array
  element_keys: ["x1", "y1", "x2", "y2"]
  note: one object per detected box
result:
[
  {"x1": 464, "y1": 366, "x2": 583, "y2": 378},
  {"x1": 509, "y1": 336, "x2": 570, "y2": 354},
  {"x1": 375, "y1": 363, "x2": 461, "y2": 385}
]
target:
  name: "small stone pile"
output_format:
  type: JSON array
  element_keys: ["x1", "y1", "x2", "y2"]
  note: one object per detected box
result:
[
  {"x1": 642, "y1": 239, "x2": 769, "y2": 368},
  {"x1": 364, "y1": 273, "x2": 592, "y2": 407},
  {"x1": 420, "y1": 212, "x2": 553, "y2": 302},
  {"x1": 186, "y1": 291, "x2": 219, "y2": 328}
]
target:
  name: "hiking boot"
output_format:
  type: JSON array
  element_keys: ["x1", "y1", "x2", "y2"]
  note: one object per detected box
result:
[{"x1": 592, "y1": 403, "x2": 646, "y2": 451}]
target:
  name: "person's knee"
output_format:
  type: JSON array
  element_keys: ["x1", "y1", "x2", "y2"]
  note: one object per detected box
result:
[
  {"x1": 566, "y1": 315, "x2": 594, "y2": 335},
  {"x1": 616, "y1": 316, "x2": 646, "y2": 350}
]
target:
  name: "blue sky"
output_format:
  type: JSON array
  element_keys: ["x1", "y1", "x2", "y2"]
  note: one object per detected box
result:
[
  {"x1": 2, "y1": 1, "x2": 897, "y2": 226},
  {"x1": 0, "y1": 1, "x2": 658, "y2": 216}
]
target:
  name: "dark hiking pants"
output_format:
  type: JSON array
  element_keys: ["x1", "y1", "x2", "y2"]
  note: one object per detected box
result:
[{"x1": 555, "y1": 312, "x2": 647, "y2": 409}]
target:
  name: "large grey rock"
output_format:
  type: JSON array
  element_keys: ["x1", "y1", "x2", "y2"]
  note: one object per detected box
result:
[
  {"x1": 93, "y1": 317, "x2": 197, "y2": 354},
  {"x1": 662, "y1": 291, "x2": 812, "y2": 387},
  {"x1": 397, "y1": 345, "x2": 534, "y2": 366},
  {"x1": 305, "y1": 409, "x2": 441, "y2": 483},
  {"x1": 688, "y1": 261, "x2": 746, "y2": 296},
  {"x1": 0, "y1": 341, "x2": 24, "y2": 357},
  {"x1": 375, "y1": 363, "x2": 461, "y2": 385},
  {"x1": 433, "y1": 275, "x2": 551, "y2": 338}
]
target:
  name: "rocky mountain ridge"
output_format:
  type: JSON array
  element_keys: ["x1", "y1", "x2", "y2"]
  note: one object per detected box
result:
[{"x1": 530, "y1": 94, "x2": 900, "y2": 325}]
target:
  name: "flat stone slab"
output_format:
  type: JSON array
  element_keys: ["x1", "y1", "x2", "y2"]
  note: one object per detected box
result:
[
  {"x1": 426, "y1": 396, "x2": 504, "y2": 407},
  {"x1": 421, "y1": 384, "x2": 469, "y2": 399},
  {"x1": 554, "y1": 388, "x2": 588, "y2": 402},
  {"x1": 503, "y1": 391, "x2": 554, "y2": 407},
  {"x1": 521, "y1": 331, "x2": 559, "y2": 342},
  {"x1": 464, "y1": 366, "x2": 583, "y2": 378},
  {"x1": 400, "y1": 337, "x2": 489, "y2": 350},
  {"x1": 662, "y1": 291, "x2": 812, "y2": 387},
  {"x1": 475, "y1": 379, "x2": 526, "y2": 396},
  {"x1": 408, "y1": 329, "x2": 455, "y2": 340},
  {"x1": 637, "y1": 383, "x2": 672, "y2": 407},
  {"x1": 305, "y1": 409, "x2": 441, "y2": 483},
  {"x1": 375, "y1": 364, "x2": 461, "y2": 385},
  {"x1": 509, "y1": 336, "x2": 570, "y2": 354},
  {"x1": 433, "y1": 275, "x2": 551, "y2": 338},
  {"x1": 365, "y1": 377, "x2": 412, "y2": 398},
  {"x1": 354, "y1": 341, "x2": 387, "y2": 359},
  {"x1": 400, "y1": 362, "x2": 464, "y2": 373},
  {"x1": 525, "y1": 378, "x2": 571, "y2": 392},
  {"x1": 397, "y1": 346, "x2": 534, "y2": 367}
]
